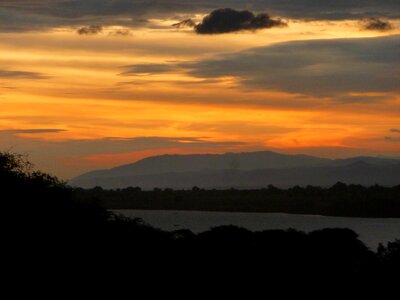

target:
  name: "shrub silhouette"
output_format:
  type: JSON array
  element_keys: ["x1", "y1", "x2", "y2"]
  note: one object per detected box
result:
[{"x1": 1, "y1": 151, "x2": 399, "y2": 281}]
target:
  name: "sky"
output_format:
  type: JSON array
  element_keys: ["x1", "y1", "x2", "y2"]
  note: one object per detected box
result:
[{"x1": 1, "y1": 0, "x2": 399, "y2": 179}]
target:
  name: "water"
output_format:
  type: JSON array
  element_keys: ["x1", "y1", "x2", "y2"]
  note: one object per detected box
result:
[{"x1": 115, "y1": 209, "x2": 400, "y2": 250}]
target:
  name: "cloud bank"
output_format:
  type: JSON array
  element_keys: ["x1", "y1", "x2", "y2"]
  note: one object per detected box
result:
[
  {"x1": 182, "y1": 35, "x2": 400, "y2": 97},
  {"x1": 1, "y1": 0, "x2": 399, "y2": 32}
]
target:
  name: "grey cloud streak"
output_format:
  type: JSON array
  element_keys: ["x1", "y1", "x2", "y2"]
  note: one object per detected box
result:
[
  {"x1": 0, "y1": 70, "x2": 48, "y2": 79},
  {"x1": 0, "y1": 129, "x2": 66, "y2": 134},
  {"x1": 0, "y1": 133, "x2": 244, "y2": 160},
  {"x1": 385, "y1": 136, "x2": 400, "y2": 142},
  {"x1": 0, "y1": 133, "x2": 245, "y2": 178},
  {"x1": 386, "y1": 128, "x2": 400, "y2": 142},
  {"x1": 120, "y1": 64, "x2": 178, "y2": 75},
  {"x1": 180, "y1": 35, "x2": 400, "y2": 98}
]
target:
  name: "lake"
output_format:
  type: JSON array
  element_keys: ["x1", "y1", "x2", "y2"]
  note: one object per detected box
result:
[{"x1": 115, "y1": 209, "x2": 400, "y2": 250}]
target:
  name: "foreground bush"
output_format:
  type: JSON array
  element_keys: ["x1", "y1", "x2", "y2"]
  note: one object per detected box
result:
[{"x1": 1, "y1": 151, "x2": 399, "y2": 282}]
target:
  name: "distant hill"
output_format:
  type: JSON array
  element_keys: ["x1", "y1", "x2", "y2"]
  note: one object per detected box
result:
[{"x1": 70, "y1": 151, "x2": 400, "y2": 189}]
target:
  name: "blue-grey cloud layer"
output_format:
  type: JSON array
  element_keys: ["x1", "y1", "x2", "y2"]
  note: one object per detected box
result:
[
  {"x1": 181, "y1": 35, "x2": 400, "y2": 97},
  {"x1": 1, "y1": 0, "x2": 399, "y2": 32}
]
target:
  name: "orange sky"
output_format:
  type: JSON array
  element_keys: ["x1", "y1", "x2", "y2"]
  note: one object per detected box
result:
[{"x1": 1, "y1": 16, "x2": 399, "y2": 178}]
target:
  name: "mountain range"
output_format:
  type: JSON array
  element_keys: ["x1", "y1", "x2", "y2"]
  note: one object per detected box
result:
[{"x1": 70, "y1": 151, "x2": 400, "y2": 189}]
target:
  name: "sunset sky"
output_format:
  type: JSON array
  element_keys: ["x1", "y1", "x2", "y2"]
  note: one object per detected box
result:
[{"x1": 1, "y1": 0, "x2": 399, "y2": 179}]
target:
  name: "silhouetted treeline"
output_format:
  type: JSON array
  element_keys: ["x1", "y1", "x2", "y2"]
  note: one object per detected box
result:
[
  {"x1": 74, "y1": 183, "x2": 400, "y2": 217},
  {"x1": 1, "y1": 151, "x2": 399, "y2": 283}
]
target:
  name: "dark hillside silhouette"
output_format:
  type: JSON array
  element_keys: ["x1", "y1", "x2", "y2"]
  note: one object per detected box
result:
[
  {"x1": 71, "y1": 151, "x2": 400, "y2": 189},
  {"x1": 1, "y1": 151, "x2": 399, "y2": 282}
]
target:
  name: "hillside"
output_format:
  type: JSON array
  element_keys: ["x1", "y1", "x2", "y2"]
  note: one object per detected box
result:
[{"x1": 71, "y1": 151, "x2": 400, "y2": 189}]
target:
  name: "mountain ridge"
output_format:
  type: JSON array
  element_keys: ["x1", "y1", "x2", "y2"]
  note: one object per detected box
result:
[
  {"x1": 73, "y1": 150, "x2": 331, "y2": 180},
  {"x1": 70, "y1": 151, "x2": 400, "y2": 189}
]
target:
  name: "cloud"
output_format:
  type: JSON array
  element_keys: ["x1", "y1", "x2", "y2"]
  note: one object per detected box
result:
[
  {"x1": 335, "y1": 94, "x2": 390, "y2": 103},
  {"x1": 1, "y1": 1, "x2": 400, "y2": 32},
  {"x1": 109, "y1": 28, "x2": 132, "y2": 36},
  {"x1": 77, "y1": 25, "x2": 103, "y2": 35},
  {"x1": 194, "y1": 8, "x2": 286, "y2": 34},
  {"x1": 0, "y1": 133, "x2": 243, "y2": 156},
  {"x1": 0, "y1": 70, "x2": 48, "y2": 79},
  {"x1": 3, "y1": 0, "x2": 400, "y2": 20},
  {"x1": 182, "y1": 35, "x2": 400, "y2": 97},
  {"x1": 362, "y1": 18, "x2": 393, "y2": 31},
  {"x1": 120, "y1": 64, "x2": 178, "y2": 75},
  {"x1": 0, "y1": 129, "x2": 66, "y2": 134},
  {"x1": 172, "y1": 19, "x2": 196, "y2": 29},
  {"x1": 0, "y1": 133, "x2": 245, "y2": 177},
  {"x1": 53, "y1": 137, "x2": 243, "y2": 155},
  {"x1": 384, "y1": 128, "x2": 400, "y2": 142},
  {"x1": 253, "y1": 0, "x2": 400, "y2": 20},
  {"x1": 385, "y1": 136, "x2": 400, "y2": 142}
]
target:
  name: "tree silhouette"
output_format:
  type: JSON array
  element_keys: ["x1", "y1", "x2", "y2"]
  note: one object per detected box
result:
[{"x1": 1, "y1": 151, "x2": 399, "y2": 281}]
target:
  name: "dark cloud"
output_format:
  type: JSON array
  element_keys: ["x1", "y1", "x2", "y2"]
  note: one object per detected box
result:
[
  {"x1": 390, "y1": 129, "x2": 400, "y2": 133},
  {"x1": 77, "y1": 25, "x2": 103, "y2": 35},
  {"x1": 362, "y1": 18, "x2": 393, "y2": 31},
  {"x1": 0, "y1": 70, "x2": 48, "y2": 79},
  {"x1": 194, "y1": 8, "x2": 286, "y2": 34},
  {"x1": 182, "y1": 35, "x2": 400, "y2": 97}
]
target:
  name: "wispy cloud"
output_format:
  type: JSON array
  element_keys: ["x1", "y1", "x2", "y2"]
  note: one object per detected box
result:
[
  {"x1": 0, "y1": 129, "x2": 66, "y2": 134},
  {"x1": 0, "y1": 133, "x2": 246, "y2": 178},
  {"x1": 384, "y1": 128, "x2": 400, "y2": 142},
  {"x1": 0, "y1": 70, "x2": 48, "y2": 79},
  {"x1": 120, "y1": 64, "x2": 178, "y2": 75},
  {"x1": 385, "y1": 136, "x2": 400, "y2": 142}
]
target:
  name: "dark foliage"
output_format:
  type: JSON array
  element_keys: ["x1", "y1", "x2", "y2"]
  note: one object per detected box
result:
[
  {"x1": 75, "y1": 182, "x2": 400, "y2": 217},
  {"x1": 1, "y1": 151, "x2": 399, "y2": 285}
]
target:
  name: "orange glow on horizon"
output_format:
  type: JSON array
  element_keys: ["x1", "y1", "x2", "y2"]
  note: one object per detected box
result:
[{"x1": 1, "y1": 19, "x2": 399, "y2": 178}]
